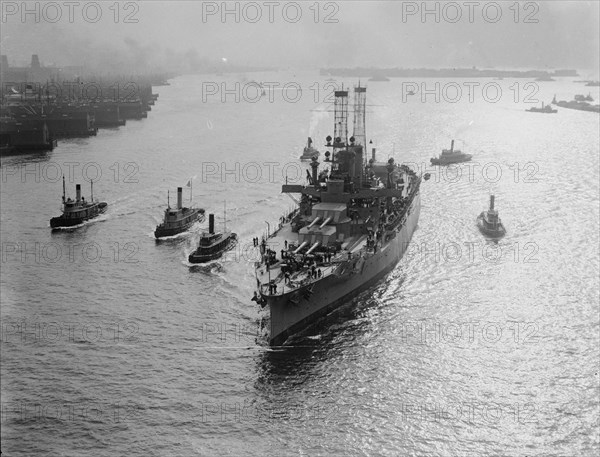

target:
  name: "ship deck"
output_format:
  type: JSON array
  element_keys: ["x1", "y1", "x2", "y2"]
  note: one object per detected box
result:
[{"x1": 256, "y1": 222, "x2": 370, "y2": 297}]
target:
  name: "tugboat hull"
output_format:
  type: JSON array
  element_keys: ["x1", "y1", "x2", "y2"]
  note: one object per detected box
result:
[
  {"x1": 188, "y1": 234, "x2": 238, "y2": 263},
  {"x1": 50, "y1": 202, "x2": 108, "y2": 228},
  {"x1": 266, "y1": 193, "x2": 420, "y2": 346},
  {"x1": 430, "y1": 155, "x2": 472, "y2": 165},
  {"x1": 477, "y1": 213, "x2": 506, "y2": 238}
]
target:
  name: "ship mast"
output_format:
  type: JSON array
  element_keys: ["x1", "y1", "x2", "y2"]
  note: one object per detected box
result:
[
  {"x1": 90, "y1": 180, "x2": 93, "y2": 202},
  {"x1": 167, "y1": 190, "x2": 170, "y2": 209},
  {"x1": 62, "y1": 175, "x2": 66, "y2": 203},
  {"x1": 224, "y1": 200, "x2": 227, "y2": 232},
  {"x1": 353, "y1": 83, "x2": 367, "y2": 153}
]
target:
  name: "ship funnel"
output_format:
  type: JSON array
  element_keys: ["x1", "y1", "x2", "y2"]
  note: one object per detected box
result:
[
  {"x1": 177, "y1": 187, "x2": 183, "y2": 209},
  {"x1": 310, "y1": 158, "x2": 319, "y2": 188},
  {"x1": 76, "y1": 184, "x2": 81, "y2": 202},
  {"x1": 372, "y1": 147, "x2": 376, "y2": 162},
  {"x1": 450, "y1": 140, "x2": 454, "y2": 152},
  {"x1": 209, "y1": 214, "x2": 215, "y2": 234},
  {"x1": 490, "y1": 195, "x2": 495, "y2": 211}
]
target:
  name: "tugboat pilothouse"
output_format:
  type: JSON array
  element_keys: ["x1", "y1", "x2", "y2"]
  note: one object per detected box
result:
[
  {"x1": 50, "y1": 177, "x2": 107, "y2": 229},
  {"x1": 252, "y1": 84, "x2": 428, "y2": 346},
  {"x1": 155, "y1": 184, "x2": 205, "y2": 238},
  {"x1": 188, "y1": 213, "x2": 237, "y2": 263}
]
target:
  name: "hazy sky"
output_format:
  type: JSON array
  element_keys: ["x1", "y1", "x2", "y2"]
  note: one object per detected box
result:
[{"x1": 1, "y1": 1, "x2": 599, "y2": 74}]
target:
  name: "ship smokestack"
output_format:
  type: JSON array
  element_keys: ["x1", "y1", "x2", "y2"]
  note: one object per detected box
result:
[
  {"x1": 310, "y1": 158, "x2": 319, "y2": 188},
  {"x1": 490, "y1": 195, "x2": 495, "y2": 211},
  {"x1": 450, "y1": 140, "x2": 454, "y2": 152},
  {"x1": 209, "y1": 214, "x2": 215, "y2": 234},
  {"x1": 372, "y1": 147, "x2": 376, "y2": 161},
  {"x1": 177, "y1": 187, "x2": 183, "y2": 209},
  {"x1": 76, "y1": 184, "x2": 81, "y2": 202}
]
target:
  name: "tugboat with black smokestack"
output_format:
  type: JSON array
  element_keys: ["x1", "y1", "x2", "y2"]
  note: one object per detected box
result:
[
  {"x1": 300, "y1": 137, "x2": 320, "y2": 160},
  {"x1": 477, "y1": 195, "x2": 506, "y2": 238},
  {"x1": 50, "y1": 177, "x2": 107, "y2": 229},
  {"x1": 431, "y1": 140, "x2": 472, "y2": 165},
  {"x1": 155, "y1": 183, "x2": 204, "y2": 238},
  {"x1": 188, "y1": 208, "x2": 237, "y2": 263}
]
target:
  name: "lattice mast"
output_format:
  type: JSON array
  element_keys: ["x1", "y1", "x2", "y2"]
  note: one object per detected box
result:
[{"x1": 353, "y1": 84, "x2": 367, "y2": 154}]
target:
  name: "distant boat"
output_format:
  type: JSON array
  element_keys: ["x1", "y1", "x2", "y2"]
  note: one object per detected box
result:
[
  {"x1": 407, "y1": 90, "x2": 416, "y2": 96},
  {"x1": 155, "y1": 185, "x2": 205, "y2": 238},
  {"x1": 430, "y1": 140, "x2": 472, "y2": 165},
  {"x1": 535, "y1": 75, "x2": 555, "y2": 81},
  {"x1": 188, "y1": 210, "x2": 237, "y2": 263},
  {"x1": 574, "y1": 93, "x2": 594, "y2": 102},
  {"x1": 299, "y1": 137, "x2": 320, "y2": 160},
  {"x1": 585, "y1": 81, "x2": 599, "y2": 87},
  {"x1": 368, "y1": 75, "x2": 390, "y2": 82},
  {"x1": 477, "y1": 195, "x2": 506, "y2": 238},
  {"x1": 526, "y1": 102, "x2": 557, "y2": 113},
  {"x1": 552, "y1": 94, "x2": 600, "y2": 113},
  {"x1": 50, "y1": 177, "x2": 107, "y2": 229}
]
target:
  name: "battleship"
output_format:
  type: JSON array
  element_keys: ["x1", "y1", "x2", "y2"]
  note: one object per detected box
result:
[
  {"x1": 526, "y1": 102, "x2": 557, "y2": 113},
  {"x1": 299, "y1": 137, "x2": 320, "y2": 160},
  {"x1": 477, "y1": 195, "x2": 506, "y2": 238},
  {"x1": 430, "y1": 140, "x2": 472, "y2": 165},
  {"x1": 188, "y1": 213, "x2": 237, "y2": 263},
  {"x1": 50, "y1": 177, "x2": 107, "y2": 228},
  {"x1": 252, "y1": 84, "x2": 426, "y2": 346}
]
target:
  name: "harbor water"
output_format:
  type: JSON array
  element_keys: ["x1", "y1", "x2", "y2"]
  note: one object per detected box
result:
[{"x1": 1, "y1": 73, "x2": 599, "y2": 456}]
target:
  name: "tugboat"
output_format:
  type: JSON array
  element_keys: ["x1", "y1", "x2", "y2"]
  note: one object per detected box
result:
[
  {"x1": 155, "y1": 185, "x2": 205, "y2": 238},
  {"x1": 50, "y1": 177, "x2": 107, "y2": 228},
  {"x1": 299, "y1": 137, "x2": 320, "y2": 160},
  {"x1": 430, "y1": 140, "x2": 472, "y2": 165},
  {"x1": 252, "y1": 83, "x2": 426, "y2": 346},
  {"x1": 188, "y1": 211, "x2": 237, "y2": 263},
  {"x1": 477, "y1": 195, "x2": 506, "y2": 238},
  {"x1": 526, "y1": 102, "x2": 557, "y2": 113}
]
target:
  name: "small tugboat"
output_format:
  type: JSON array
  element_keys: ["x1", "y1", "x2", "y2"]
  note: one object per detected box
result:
[
  {"x1": 299, "y1": 137, "x2": 320, "y2": 160},
  {"x1": 477, "y1": 195, "x2": 506, "y2": 238},
  {"x1": 188, "y1": 212, "x2": 237, "y2": 263},
  {"x1": 50, "y1": 177, "x2": 107, "y2": 229},
  {"x1": 155, "y1": 185, "x2": 205, "y2": 238},
  {"x1": 407, "y1": 90, "x2": 416, "y2": 96},
  {"x1": 526, "y1": 102, "x2": 557, "y2": 113},
  {"x1": 430, "y1": 140, "x2": 472, "y2": 165}
]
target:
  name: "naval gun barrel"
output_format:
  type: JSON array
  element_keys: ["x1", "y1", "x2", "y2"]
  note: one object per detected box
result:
[
  {"x1": 306, "y1": 241, "x2": 320, "y2": 255},
  {"x1": 307, "y1": 217, "x2": 321, "y2": 228},
  {"x1": 319, "y1": 216, "x2": 332, "y2": 229},
  {"x1": 293, "y1": 241, "x2": 309, "y2": 254}
]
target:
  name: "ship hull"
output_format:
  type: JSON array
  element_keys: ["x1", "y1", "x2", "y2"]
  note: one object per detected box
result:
[
  {"x1": 50, "y1": 202, "x2": 108, "y2": 228},
  {"x1": 266, "y1": 192, "x2": 421, "y2": 346}
]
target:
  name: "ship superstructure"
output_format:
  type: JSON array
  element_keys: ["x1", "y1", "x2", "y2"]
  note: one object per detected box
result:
[{"x1": 253, "y1": 84, "x2": 425, "y2": 345}]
